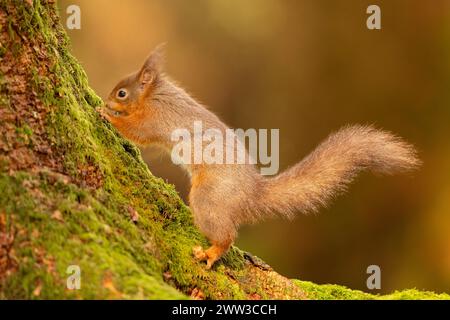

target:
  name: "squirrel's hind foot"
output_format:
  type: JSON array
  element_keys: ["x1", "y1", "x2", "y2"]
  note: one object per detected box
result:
[
  {"x1": 193, "y1": 242, "x2": 231, "y2": 270},
  {"x1": 192, "y1": 246, "x2": 214, "y2": 269},
  {"x1": 193, "y1": 246, "x2": 207, "y2": 261}
]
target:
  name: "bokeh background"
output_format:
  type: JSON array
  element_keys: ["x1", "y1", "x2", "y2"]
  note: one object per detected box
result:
[{"x1": 59, "y1": 0, "x2": 450, "y2": 293}]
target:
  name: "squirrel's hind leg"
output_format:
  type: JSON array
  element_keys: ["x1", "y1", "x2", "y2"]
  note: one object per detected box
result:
[
  {"x1": 189, "y1": 187, "x2": 237, "y2": 269},
  {"x1": 193, "y1": 239, "x2": 232, "y2": 269}
]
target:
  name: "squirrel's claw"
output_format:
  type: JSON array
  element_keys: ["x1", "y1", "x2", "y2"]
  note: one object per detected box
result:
[
  {"x1": 205, "y1": 259, "x2": 214, "y2": 270},
  {"x1": 97, "y1": 106, "x2": 111, "y2": 121}
]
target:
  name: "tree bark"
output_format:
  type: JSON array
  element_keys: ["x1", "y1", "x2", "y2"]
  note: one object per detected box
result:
[{"x1": 0, "y1": 0, "x2": 447, "y2": 300}]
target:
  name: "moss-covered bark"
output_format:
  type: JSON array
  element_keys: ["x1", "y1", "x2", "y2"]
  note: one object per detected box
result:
[{"x1": 0, "y1": 0, "x2": 448, "y2": 300}]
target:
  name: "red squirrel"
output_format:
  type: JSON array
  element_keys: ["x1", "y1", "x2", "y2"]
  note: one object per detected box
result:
[{"x1": 101, "y1": 45, "x2": 420, "y2": 269}]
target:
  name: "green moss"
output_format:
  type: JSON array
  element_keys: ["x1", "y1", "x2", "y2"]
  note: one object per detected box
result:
[
  {"x1": 0, "y1": 43, "x2": 6, "y2": 58},
  {"x1": 16, "y1": 124, "x2": 33, "y2": 136},
  {"x1": 293, "y1": 280, "x2": 374, "y2": 300},
  {"x1": 0, "y1": 172, "x2": 186, "y2": 299},
  {"x1": 293, "y1": 280, "x2": 450, "y2": 300},
  {"x1": 380, "y1": 289, "x2": 450, "y2": 300}
]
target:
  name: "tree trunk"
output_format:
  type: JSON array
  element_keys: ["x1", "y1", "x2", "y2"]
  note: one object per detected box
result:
[{"x1": 0, "y1": 0, "x2": 447, "y2": 300}]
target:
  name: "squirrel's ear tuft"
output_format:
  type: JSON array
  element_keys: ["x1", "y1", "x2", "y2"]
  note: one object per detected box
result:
[{"x1": 139, "y1": 43, "x2": 166, "y2": 86}]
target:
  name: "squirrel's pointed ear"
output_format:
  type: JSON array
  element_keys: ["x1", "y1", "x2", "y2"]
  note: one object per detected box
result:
[{"x1": 139, "y1": 43, "x2": 166, "y2": 86}]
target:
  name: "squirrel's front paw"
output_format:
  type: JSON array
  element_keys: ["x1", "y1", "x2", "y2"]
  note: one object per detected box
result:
[{"x1": 97, "y1": 107, "x2": 111, "y2": 121}]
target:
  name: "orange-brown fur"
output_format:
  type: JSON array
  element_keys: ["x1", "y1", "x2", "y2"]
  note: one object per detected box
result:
[{"x1": 102, "y1": 45, "x2": 420, "y2": 269}]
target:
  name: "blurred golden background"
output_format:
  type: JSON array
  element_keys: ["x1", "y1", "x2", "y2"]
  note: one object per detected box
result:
[{"x1": 59, "y1": 0, "x2": 450, "y2": 293}]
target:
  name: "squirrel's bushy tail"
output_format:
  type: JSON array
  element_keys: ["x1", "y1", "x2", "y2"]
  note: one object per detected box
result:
[{"x1": 258, "y1": 125, "x2": 420, "y2": 219}]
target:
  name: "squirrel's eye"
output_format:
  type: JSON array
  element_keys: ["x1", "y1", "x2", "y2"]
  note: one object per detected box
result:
[{"x1": 116, "y1": 88, "x2": 128, "y2": 100}]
